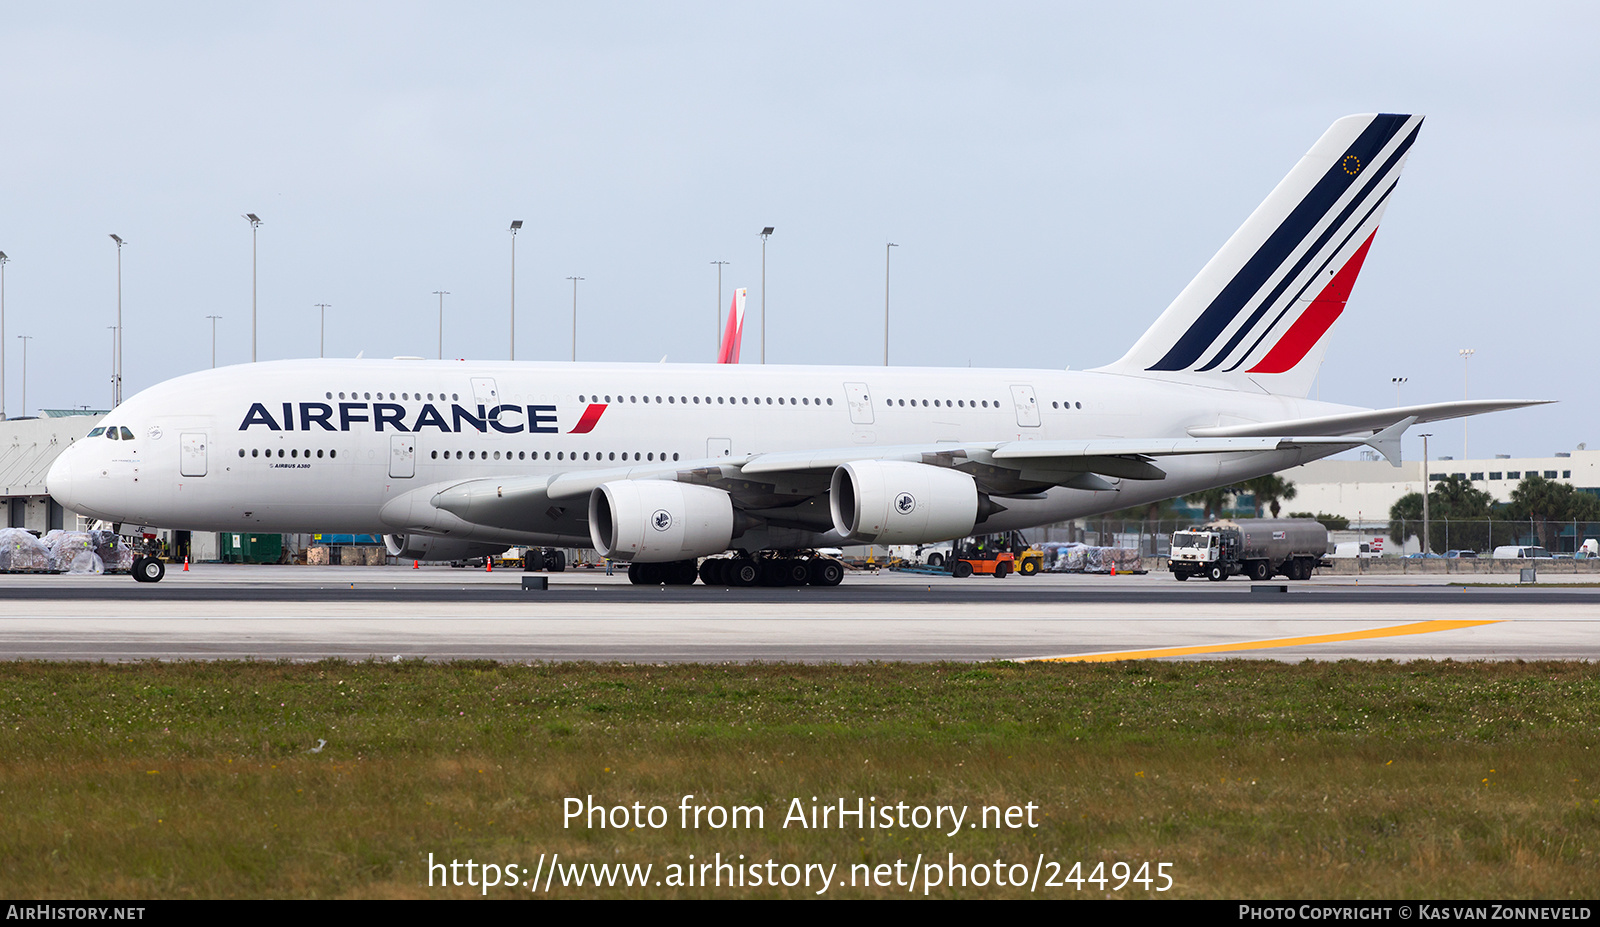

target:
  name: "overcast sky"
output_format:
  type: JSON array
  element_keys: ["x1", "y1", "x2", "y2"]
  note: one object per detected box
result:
[{"x1": 1, "y1": 2, "x2": 1595, "y2": 468}]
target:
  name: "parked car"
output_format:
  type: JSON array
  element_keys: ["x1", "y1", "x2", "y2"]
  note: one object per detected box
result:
[{"x1": 1444, "y1": 549, "x2": 1478, "y2": 559}]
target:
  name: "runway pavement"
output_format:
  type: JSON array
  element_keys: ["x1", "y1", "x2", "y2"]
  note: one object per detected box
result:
[{"x1": 1, "y1": 564, "x2": 1597, "y2": 663}]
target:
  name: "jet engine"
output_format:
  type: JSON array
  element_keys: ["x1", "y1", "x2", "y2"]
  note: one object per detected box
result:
[
  {"x1": 830, "y1": 460, "x2": 978, "y2": 543},
  {"x1": 383, "y1": 533, "x2": 508, "y2": 562},
  {"x1": 589, "y1": 480, "x2": 735, "y2": 562}
]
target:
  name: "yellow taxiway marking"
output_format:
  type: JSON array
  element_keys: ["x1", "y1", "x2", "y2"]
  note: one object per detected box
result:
[{"x1": 1032, "y1": 619, "x2": 1502, "y2": 663}]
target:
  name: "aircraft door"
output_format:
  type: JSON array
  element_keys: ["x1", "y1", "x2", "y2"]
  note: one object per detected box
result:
[
  {"x1": 844, "y1": 382, "x2": 874, "y2": 425},
  {"x1": 180, "y1": 432, "x2": 208, "y2": 477},
  {"x1": 1010, "y1": 385, "x2": 1040, "y2": 427},
  {"x1": 471, "y1": 378, "x2": 500, "y2": 406},
  {"x1": 389, "y1": 435, "x2": 416, "y2": 478}
]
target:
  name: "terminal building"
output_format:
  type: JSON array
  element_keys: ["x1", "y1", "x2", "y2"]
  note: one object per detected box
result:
[{"x1": 1287, "y1": 447, "x2": 1599, "y2": 530}]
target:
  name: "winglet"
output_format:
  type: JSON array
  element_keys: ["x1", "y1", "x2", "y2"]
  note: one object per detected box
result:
[
  {"x1": 1365, "y1": 415, "x2": 1415, "y2": 467},
  {"x1": 717, "y1": 287, "x2": 747, "y2": 364}
]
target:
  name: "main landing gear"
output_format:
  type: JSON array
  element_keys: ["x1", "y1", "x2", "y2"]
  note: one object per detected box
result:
[{"x1": 628, "y1": 553, "x2": 845, "y2": 587}]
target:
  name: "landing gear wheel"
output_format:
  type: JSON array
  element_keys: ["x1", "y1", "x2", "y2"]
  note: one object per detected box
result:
[
  {"x1": 951, "y1": 560, "x2": 973, "y2": 579},
  {"x1": 133, "y1": 557, "x2": 165, "y2": 583},
  {"x1": 784, "y1": 559, "x2": 811, "y2": 586},
  {"x1": 548, "y1": 550, "x2": 566, "y2": 573},
  {"x1": 1249, "y1": 560, "x2": 1271, "y2": 582},
  {"x1": 1207, "y1": 564, "x2": 1226, "y2": 582},
  {"x1": 729, "y1": 560, "x2": 760, "y2": 587},
  {"x1": 699, "y1": 559, "x2": 722, "y2": 585},
  {"x1": 1019, "y1": 558, "x2": 1039, "y2": 576},
  {"x1": 524, "y1": 550, "x2": 545, "y2": 572},
  {"x1": 627, "y1": 561, "x2": 649, "y2": 585},
  {"x1": 808, "y1": 558, "x2": 844, "y2": 586},
  {"x1": 669, "y1": 560, "x2": 699, "y2": 585}
]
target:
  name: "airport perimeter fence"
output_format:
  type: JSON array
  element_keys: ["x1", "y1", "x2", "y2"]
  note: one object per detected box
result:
[{"x1": 1034, "y1": 518, "x2": 1600, "y2": 558}]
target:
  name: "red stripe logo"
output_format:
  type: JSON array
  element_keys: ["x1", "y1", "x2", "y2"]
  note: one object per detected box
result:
[
  {"x1": 567, "y1": 403, "x2": 607, "y2": 434},
  {"x1": 1248, "y1": 231, "x2": 1378, "y2": 374}
]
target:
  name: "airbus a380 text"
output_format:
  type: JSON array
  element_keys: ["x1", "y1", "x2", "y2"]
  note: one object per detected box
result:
[{"x1": 46, "y1": 113, "x2": 1546, "y2": 584}]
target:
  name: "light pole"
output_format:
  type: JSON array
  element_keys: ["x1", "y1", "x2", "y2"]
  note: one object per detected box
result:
[
  {"x1": 759, "y1": 227, "x2": 773, "y2": 364},
  {"x1": 314, "y1": 304, "x2": 330, "y2": 358},
  {"x1": 711, "y1": 260, "x2": 730, "y2": 354},
  {"x1": 433, "y1": 291, "x2": 450, "y2": 360},
  {"x1": 884, "y1": 242, "x2": 898, "y2": 366},
  {"x1": 206, "y1": 315, "x2": 222, "y2": 368},
  {"x1": 1391, "y1": 376, "x2": 1407, "y2": 408},
  {"x1": 509, "y1": 220, "x2": 522, "y2": 361},
  {"x1": 243, "y1": 214, "x2": 261, "y2": 362},
  {"x1": 1459, "y1": 347, "x2": 1475, "y2": 460},
  {"x1": 1419, "y1": 432, "x2": 1432, "y2": 555},
  {"x1": 16, "y1": 335, "x2": 30, "y2": 418},
  {"x1": 109, "y1": 235, "x2": 125, "y2": 406},
  {"x1": 567, "y1": 277, "x2": 584, "y2": 361},
  {"x1": 0, "y1": 250, "x2": 8, "y2": 421},
  {"x1": 106, "y1": 326, "x2": 116, "y2": 409}
]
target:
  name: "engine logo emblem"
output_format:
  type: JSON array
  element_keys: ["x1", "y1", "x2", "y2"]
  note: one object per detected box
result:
[
  {"x1": 651, "y1": 509, "x2": 673, "y2": 531},
  {"x1": 894, "y1": 492, "x2": 916, "y2": 515}
]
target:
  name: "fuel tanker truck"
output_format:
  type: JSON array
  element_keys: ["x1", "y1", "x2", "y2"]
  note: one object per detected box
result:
[{"x1": 1168, "y1": 518, "x2": 1333, "y2": 582}]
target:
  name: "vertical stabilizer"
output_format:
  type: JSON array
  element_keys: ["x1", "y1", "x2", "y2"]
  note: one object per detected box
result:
[{"x1": 1096, "y1": 113, "x2": 1423, "y2": 397}]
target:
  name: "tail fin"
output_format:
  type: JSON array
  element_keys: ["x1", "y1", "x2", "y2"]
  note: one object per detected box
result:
[
  {"x1": 1096, "y1": 113, "x2": 1424, "y2": 397},
  {"x1": 716, "y1": 287, "x2": 747, "y2": 364}
]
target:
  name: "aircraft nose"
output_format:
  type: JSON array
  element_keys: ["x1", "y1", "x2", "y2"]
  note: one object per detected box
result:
[{"x1": 46, "y1": 448, "x2": 79, "y2": 512}]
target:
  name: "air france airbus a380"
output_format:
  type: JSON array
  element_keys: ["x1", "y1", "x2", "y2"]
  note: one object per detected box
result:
[{"x1": 46, "y1": 114, "x2": 1546, "y2": 584}]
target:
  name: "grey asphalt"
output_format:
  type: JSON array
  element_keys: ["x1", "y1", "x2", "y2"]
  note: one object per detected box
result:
[{"x1": 1, "y1": 566, "x2": 1595, "y2": 663}]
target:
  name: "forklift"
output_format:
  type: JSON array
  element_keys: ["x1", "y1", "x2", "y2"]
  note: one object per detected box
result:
[{"x1": 948, "y1": 531, "x2": 1043, "y2": 578}]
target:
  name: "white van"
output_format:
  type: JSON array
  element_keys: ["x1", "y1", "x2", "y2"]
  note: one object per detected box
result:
[
  {"x1": 1332, "y1": 541, "x2": 1376, "y2": 559},
  {"x1": 1491, "y1": 546, "x2": 1554, "y2": 560}
]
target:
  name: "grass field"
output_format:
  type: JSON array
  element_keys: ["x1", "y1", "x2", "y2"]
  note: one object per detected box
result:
[{"x1": 1, "y1": 659, "x2": 1596, "y2": 899}]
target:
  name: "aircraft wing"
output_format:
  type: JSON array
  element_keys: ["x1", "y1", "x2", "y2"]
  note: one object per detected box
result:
[
  {"x1": 1187, "y1": 399, "x2": 1551, "y2": 438},
  {"x1": 428, "y1": 421, "x2": 1419, "y2": 531}
]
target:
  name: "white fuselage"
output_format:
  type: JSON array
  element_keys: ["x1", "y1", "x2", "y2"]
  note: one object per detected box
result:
[{"x1": 46, "y1": 358, "x2": 1359, "y2": 549}]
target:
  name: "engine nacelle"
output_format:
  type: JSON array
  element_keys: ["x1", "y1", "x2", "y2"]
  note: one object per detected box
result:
[
  {"x1": 589, "y1": 480, "x2": 735, "y2": 562},
  {"x1": 383, "y1": 533, "x2": 508, "y2": 562},
  {"x1": 830, "y1": 460, "x2": 978, "y2": 543}
]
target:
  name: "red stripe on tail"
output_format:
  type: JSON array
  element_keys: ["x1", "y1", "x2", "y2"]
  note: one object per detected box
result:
[{"x1": 1248, "y1": 231, "x2": 1377, "y2": 374}]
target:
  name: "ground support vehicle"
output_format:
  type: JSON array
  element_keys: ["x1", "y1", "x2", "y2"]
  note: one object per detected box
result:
[
  {"x1": 948, "y1": 533, "x2": 1037, "y2": 579},
  {"x1": 1168, "y1": 519, "x2": 1332, "y2": 582}
]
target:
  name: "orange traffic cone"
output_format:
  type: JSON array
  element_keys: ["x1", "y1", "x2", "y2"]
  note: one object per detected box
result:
[
  {"x1": 413, "y1": 560, "x2": 419, "y2": 569},
  {"x1": 183, "y1": 557, "x2": 189, "y2": 572},
  {"x1": 1110, "y1": 564, "x2": 1116, "y2": 577},
  {"x1": 486, "y1": 559, "x2": 492, "y2": 572}
]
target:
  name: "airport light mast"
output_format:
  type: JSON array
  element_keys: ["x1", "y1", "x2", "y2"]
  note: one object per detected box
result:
[
  {"x1": 759, "y1": 227, "x2": 773, "y2": 364},
  {"x1": 207, "y1": 315, "x2": 222, "y2": 368},
  {"x1": 434, "y1": 291, "x2": 450, "y2": 360},
  {"x1": 109, "y1": 234, "x2": 126, "y2": 406},
  {"x1": 0, "y1": 250, "x2": 8, "y2": 421},
  {"x1": 711, "y1": 260, "x2": 730, "y2": 355},
  {"x1": 509, "y1": 220, "x2": 522, "y2": 361},
  {"x1": 884, "y1": 242, "x2": 898, "y2": 366},
  {"x1": 243, "y1": 215, "x2": 261, "y2": 363}
]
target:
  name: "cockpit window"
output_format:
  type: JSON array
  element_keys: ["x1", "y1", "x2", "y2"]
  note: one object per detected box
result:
[
  {"x1": 106, "y1": 428, "x2": 119, "y2": 440},
  {"x1": 87, "y1": 427, "x2": 106, "y2": 437},
  {"x1": 119, "y1": 427, "x2": 135, "y2": 440}
]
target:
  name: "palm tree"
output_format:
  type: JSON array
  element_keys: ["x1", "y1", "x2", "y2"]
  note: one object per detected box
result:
[
  {"x1": 1241, "y1": 475, "x2": 1298, "y2": 518},
  {"x1": 1185, "y1": 486, "x2": 1236, "y2": 522}
]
